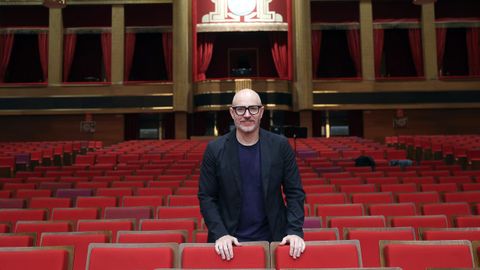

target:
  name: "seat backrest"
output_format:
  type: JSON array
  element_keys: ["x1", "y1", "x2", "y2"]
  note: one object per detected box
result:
[
  {"x1": 345, "y1": 227, "x2": 415, "y2": 267},
  {"x1": 86, "y1": 243, "x2": 178, "y2": 270},
  {"x1": 180, "y1": 242, "x2": 270, "y2": 269},
  {"x1": 15, "y1": 221, "x2": 72, "y2": 245},
  {"x1": 140, "y1": 218, "x2": 196, "y2": 242},
  {"x1": 315, "y1": 203, "x2": 364, "y2": 228},
  {"x1": 116, "y1": 230, "x2": 186, "y2": 244},
  {"x1": 380, "y1": 240, "x2": 475, "y2": 270},
  {"x1": 77, "y1": 219, "x2": 134, "y2": 241},
  {"x1": 368, "y1": 203, "x2": 417, "y2": 217},
  {"x1": 0, "y1": 232, "x2": 35, "y2": 247},
  {"x1": 41, "y1": 231, "x2": 111, "y2": 270},
  {"x1": 0, "y1": 209, "x2": 47, "y2": 227},
  {"x1": 389, "y1": 215, "x2": 448, "y2": 239},
  {"x1": 303, "y1": 228, "x2": 339, "y2": 241},
  {"x1": 271, "y1": 240, "x2": 362, "y2": 269},
  {"x1": 0, "y1": 246, "x2": 73, "y2": 270},
  {"x1": 328, "y1": 216, "x2": 386, "y2": 239},
  {"x1": 421, "y1": 228, "x2": 480, "y2": 241}
]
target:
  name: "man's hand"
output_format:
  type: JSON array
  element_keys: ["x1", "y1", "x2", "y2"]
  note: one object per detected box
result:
[
  {"x1": 280, "y1": 234, "x2": 305, "y2": 259},
  {"x1": 215, "y1": 235, "x2": 242, "y2": 260}
]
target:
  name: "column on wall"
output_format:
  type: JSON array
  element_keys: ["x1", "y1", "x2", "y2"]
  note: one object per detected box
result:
[
  {"x1": 359, "y1": 0, "x2": 375, "y2": 80},
  {"x1": 421, "y1": 3, "x2": 438, "y2": 80},
  {"x1": 48, "y1": 8, "x2": 63, "y2": 85},
  {"x1": 173, "y1": 0, "x2": 191, "y2": 139},
  {"x1": 293, "y1": 0, "x2": 313, "y2": 136},
  {"x1": 111, "y1": 5, "x2": 125, "y2": 84}
]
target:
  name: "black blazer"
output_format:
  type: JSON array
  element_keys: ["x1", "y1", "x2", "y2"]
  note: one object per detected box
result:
[{"x1": 198, "y1": 128, "x2": 305, "y2": 242}]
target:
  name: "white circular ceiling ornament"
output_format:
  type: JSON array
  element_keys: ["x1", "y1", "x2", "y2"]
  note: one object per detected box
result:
[{"x1": 227, "y1": 0, "x2": 257, "y2": 16}]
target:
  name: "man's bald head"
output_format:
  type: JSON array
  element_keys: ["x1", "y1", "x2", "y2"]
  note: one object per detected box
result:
[{"x1": 232, "y1": 89, "x2": 262, "y2": 106}]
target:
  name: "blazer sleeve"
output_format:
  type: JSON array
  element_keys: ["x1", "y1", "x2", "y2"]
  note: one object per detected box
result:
[
  {"x1": 280, "y1": 137, "x2": 305, "y2": 237},
  {"x1": 197, "y1": 142, "x2": 229, "y2": 241}
]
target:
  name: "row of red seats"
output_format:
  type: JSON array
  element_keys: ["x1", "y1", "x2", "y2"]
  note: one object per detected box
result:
[{"x1": 2, "y1": 237, "x2": 479, "y2": 269}]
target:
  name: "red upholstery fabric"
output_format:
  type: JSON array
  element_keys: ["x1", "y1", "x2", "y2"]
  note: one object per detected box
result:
[
  {"x1": 51, "y1": 208, "x2": 99, "y2": 225},
  {"x1": 368, "y1": 203, "x2": 417, "y2": 217},
  {"x1": 303, "y1": 228, "x2": 339, "y2": 241},
  {"x1": 117, "y1": 230, "x2": 185, "y2": 244},
  {"x1": 15, "y1": 221, "x2": 72, "y2": 245},
  {"x1": 0, "y1": 247, "x2": 71, "y2": 270},
  {"x1": 422, "y1": 228, "x2": 480, "y2": 241},
  {"x1": 383, "y1": 241, "x2": 475, "y2": 270},
  {"x1": 0, "y1": 233, "x2": 34, "y2": 247},
  {"x1": 329, "y1": 216, "x2": 386, "y2": 240},
  {"x1": 315, "y1": 203, "x2": 364, "y2": 228},
  {"x1": 455, "y1": 215, "x2": 480, "y2": 227},
  {"x1": 346, "y1": 228, "x2": 415, "y2": 267},
  {"x1": 273, "y1": 241, "x2": 361, "y2": 269},
  {"x1": 141, "y1": 218, "x2": 196, "y2": 242},
  {"x1": 181, "y1": 243, "x2": 267, "y2": 269},
  {"x1": 41, "y1": 232, "x2": 109, "y2": 270},
  {"x1": 390, "y1": 215, "x2": 448, "y2": 238},
  {"x1": 87, "y1": 243, "x2": 176, "y2": 270},
  {"x1": 0, "y1": 209, "x2": 46, "y2": 227},
  {"x1": 77, "y1": 219, "x2": 134, "y2": 241}
]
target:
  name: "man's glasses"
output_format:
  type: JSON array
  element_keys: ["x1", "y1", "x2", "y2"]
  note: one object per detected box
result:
[{"x1": 231, "y1": 105, "x2": 263, "y2": 116}]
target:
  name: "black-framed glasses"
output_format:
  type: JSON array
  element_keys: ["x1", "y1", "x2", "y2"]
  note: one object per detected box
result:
[{"x1": 231, "y1": 105, "x2": 263, "y2": 116}]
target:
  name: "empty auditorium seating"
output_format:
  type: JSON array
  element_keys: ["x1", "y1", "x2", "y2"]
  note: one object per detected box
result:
[
  {"x1": 0, "y1": 209, "x2": 47, "y2": 226},
  {"x1": 455, "y1": 215, "x2": 480, "y2": 227},
  {"x1": 345, "y1": 227, "x2": 416, "y2": 267},
  {"x1": 271, "y1": 240, "x2": 362, "y2": 268},
  {"x1": 390, "y1": 215, "x2": 449, "y2": 238},
  {"x1": 40, "y1": 231, "x2": 111, "y2": 270},
  {"x1": 51, "y1": 207, "x2": 99, "y2": 225},
  {"x1": 380, "y1": 240, "x2": 475, "y2": 269},
  {"x1": 315, "y1": 203, "x2": 364, "y2": 228},
  {"x1": 368, "y1": 203, "x2": 417, "y2": 217},
  {"x1": 0, "y1": 246, "x2": 73, "y2": 270},
  {"x1": 103, "y1": 206, "x2": 153, "y2": 225},
  {"x1": 86, "y1": 243, "x2": 178, "y2": 269},
  {"x1": 180, "y1": 242, "x2": 270, "y2": 268}
]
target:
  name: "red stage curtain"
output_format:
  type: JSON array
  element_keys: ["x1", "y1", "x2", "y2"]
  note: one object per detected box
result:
[
  {"x1": 408, "y1": 28, "x2": 424, "y2": 76},
  {"x1": 436, "y1": 28, "x2": 447, "y2": 75},
  {"x1": 466, "y1": 27, "x2": 480, "y2": 76},
  {"x1": 311, "y1": 30, "x2": 322, "y2": 78},
  {"x1": 373, "y1": 29, "x2": 384, "y2": 77},
  {"x1": 124, "y1": 32, "x2": 136, "y2": 81},
  {"x1": 101, "y1": 32, "x2": 111, "y2": 82},
  {"x1": 0, "y1": 33, "x2": 14, "y2": 83},
  {"x1": 347, "y1": 29, "x2": 361, "y2": 77},
  {"x1": 269, "y1": 32, "x2": 288, "y2": 79},
  {"x1": 197, "y1": 33, "x2": 215, "y2": 81},
  {"x1": 63, "y1": 33, "x2": 77, "y2": 82},
  {"x1": 38, "y1": 32, "x2": 48, "y2": 81},
  {"x1": 162, "y1": 32, "x2": 173, "y2": 81}
]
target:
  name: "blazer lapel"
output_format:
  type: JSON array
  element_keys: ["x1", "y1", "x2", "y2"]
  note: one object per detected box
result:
[
  {"x1": 259, "y1": 129, "x2": 271, "y2": 199},
  {"x1": 225, "y1": 130, "x2": 243, "y2": 194}
]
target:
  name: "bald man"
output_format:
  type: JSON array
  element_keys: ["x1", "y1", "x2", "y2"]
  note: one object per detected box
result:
[{"x1": 198, "y1": 89, "x2": 306, "y2": 261}]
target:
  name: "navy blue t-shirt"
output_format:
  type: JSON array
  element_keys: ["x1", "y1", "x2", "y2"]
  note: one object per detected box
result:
[{"x1": 235, "y1": 140, "x2": 271, "y2": 241}]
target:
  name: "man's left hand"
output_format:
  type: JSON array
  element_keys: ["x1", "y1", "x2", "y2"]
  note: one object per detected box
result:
[{"x1": 279, "y1": 234, "x2": 305, "y2": 259}]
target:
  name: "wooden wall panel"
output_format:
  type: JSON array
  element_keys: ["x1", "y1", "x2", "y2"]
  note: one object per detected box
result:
[
  {"x1": 363, "y1": 109, "x2": 480, "y2": 142},
  {"x1": 0, "y1": 114, "x2": 124, "y2": 146}
]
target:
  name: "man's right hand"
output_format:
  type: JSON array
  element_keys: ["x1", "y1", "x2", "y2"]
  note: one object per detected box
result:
[{"x1": 214, "y1": 235, "x2": 242, "y2": 260}]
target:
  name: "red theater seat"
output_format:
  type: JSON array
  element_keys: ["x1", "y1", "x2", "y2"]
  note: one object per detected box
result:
[
  {"x1": 40, "y1": 231, "x2": 111, "y2": 270},
  {"x1": 328, "y1": 216, "x2": 386, "y2": 240},
  {"x1": 0, "y1": 246, "x2": 73, "y2": 270},
  {"x1": 381, "y1": 240, "x2": 475, "y2": 269},
  {"x1": 0, "y1": 209, "x2": 47, "y2": 227},
  {"x1": 180, "y1": 242, "x2": 270, "y2": 269},
  {"x1": 86, "y1": 243, "x2": 178, "y2": 270},
  {"x1": 271, "y1": 240, "x2": 362, "y2": 269},
  {"x1": 315, "y1": 203, "x2": 364, "y2": 228},
  {"x1": 345, "y1": 227, "x2": 416, "y2": 267},
  {"x1": 390, "y1": 215, "x2": 448, "y2": 239},
  {"x1": 14, "y1": 221, "x2": 72, "y2": 245},
  {"x1": 303, "y1": 228, "x2": 339, "y2": 241}
]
